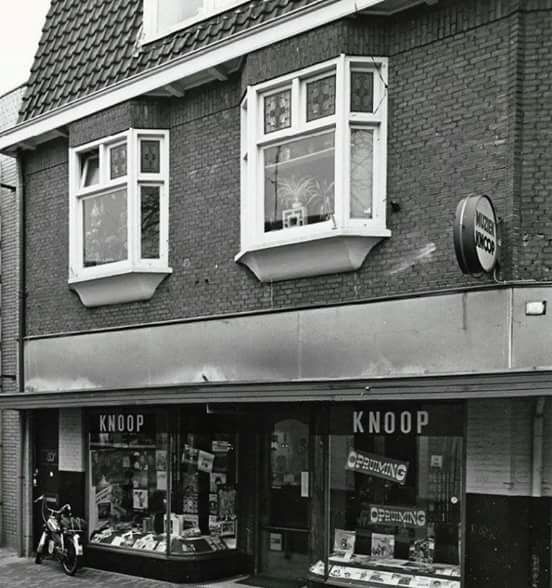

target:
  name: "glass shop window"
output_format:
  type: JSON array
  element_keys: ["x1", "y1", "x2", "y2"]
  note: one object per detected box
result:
[
  {"x1": 311, "y1": 404, "x2": 464, "y2": 587},
  {"x1": 169, "y1": 419, "x2": 238, "y2": 555},
  {"x1": 88, "y1": 410, "x2": 169, "y2": 553}
]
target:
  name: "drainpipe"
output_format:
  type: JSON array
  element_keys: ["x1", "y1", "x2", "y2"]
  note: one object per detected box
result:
[
  {"x1": 16, "y1": 153, "x2": 26, "y2": 556},
  {"x1": 531, "y1": 397, "x2": 546, "y2": 497}
]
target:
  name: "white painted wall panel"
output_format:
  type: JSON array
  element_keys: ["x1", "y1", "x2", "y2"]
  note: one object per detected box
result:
[
  {"x1": 466, "y1": 399, "x2": 531, "y2": 496},
  {"x1": 58, "y1": 408, "x2": 84, "y2": 472}
]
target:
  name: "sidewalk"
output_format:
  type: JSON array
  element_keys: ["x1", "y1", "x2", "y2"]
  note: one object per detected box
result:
[{"x1": 0, "y1": 548, "x2": 249, "y2": 587}]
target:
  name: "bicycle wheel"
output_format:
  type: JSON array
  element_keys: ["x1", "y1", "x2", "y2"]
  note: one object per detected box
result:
[{"x1": 61, "y1": 540, "x2": 79, "y2": 576}]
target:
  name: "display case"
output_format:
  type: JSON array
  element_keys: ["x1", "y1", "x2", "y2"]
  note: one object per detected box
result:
[
  {"x1": 311, "y1": 403, "x2": 464, "y2": 588},
  {"x1": 88, "y1": 409, "x2": 238, "y2": 558}
]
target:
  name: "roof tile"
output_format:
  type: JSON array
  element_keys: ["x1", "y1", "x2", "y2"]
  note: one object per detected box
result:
[{"x1": 20, "y1": 0, "x2": 318, "y2": 122}]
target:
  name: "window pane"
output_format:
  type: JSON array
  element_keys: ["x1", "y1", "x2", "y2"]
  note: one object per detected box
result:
[
  {"x1": 83, "y1": 189, "x2": 127, "y2": 267},
  {"x1": 88, "y1": 410, "x2": 168, "y2": 554},
  {"x1": 158, "y1": 0, "x2": 204, "y2": 30},
  {"x1": 306, "y1": 75, "x2": 336, "y2": 121},
  {"x1": 110, "y1": 143, "x2": 127, "y2": 179},
  {"x1": 141, "y1": 186, "x2": 160, "y2": 259},
  {"x1": 326, "y1": 404, "x2": 463, "y2": 585},
  {"x1": 169, "y1": 415, "x2": 238, "y2": 556},
  {"x1": 350, "y1": 128, "x2": 374, "y2": 219},
  {"x1": 264, "y1": 132, "x2": 335, "y2": 232},
  {"x1": 141, "y1": 140, "x2": 161, "y2": 174},
  {"x1": 81, "y1": 150, "x2": 99, "y2": 187},
  {"x1": 264, "y1": 89, "x2": 291, "y2": 134},
  {"x1": 351, "y1": 70, "x2": 374, "y2": 113}
]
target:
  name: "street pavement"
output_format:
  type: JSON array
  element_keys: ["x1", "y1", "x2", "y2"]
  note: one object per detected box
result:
[{"x1": 0, "y1": 548, "x2": 250, "y2": 587}]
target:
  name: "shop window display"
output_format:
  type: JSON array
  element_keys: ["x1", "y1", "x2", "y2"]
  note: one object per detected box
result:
[
  {"x1": 88, "y1": 411, "x2": 169, "y2": 553},
  {"x1": 169, "y1": 428, "x2": 238, "y2": 556},
  {"x1": 310, "y1": 404, "x2": 464, "y2": 588}
]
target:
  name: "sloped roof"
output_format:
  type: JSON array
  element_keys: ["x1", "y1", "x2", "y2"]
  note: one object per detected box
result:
[{"x1": 20, "y1": 0, "x2": 319, "y2": 122}]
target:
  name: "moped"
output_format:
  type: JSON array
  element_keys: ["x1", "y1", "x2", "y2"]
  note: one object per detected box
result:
[{"x1": 34, "y1": 494, "x2": 84, "y2": 575}]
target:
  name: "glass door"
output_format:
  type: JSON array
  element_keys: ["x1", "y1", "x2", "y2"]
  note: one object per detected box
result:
[{"x1": 259, "y1": 414, "x2": 311, "y2": 585}]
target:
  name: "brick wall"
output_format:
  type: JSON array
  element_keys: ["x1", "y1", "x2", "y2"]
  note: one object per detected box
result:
[
  {"x1": 21, "y1": 0, "x2": 546, "y2": 337},
  {"x1": 466, "y1": 399, "x2": 533, "y2": 496},
  {"x1": 1, "y1": 151, "x2": 21, "y2": 549},
  {"x1": 515, "y1": 7, "x2": 552, "y2": 278}
]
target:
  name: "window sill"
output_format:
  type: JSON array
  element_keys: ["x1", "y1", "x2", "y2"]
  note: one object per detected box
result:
[
  {"x1": 235, "y1": 228, "x2": 390, "y2": 282},
  {"x1": 69, "y1": 267, "x2": 172, "y2": 307}
]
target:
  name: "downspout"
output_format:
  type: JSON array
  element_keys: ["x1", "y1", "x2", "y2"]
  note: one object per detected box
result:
[
  {"x1": 532, "y1": 397, "x2": 546, "y2": 497},
  {"x1": 0, "y1": 157, "x2": 4, "y2": 545},
  {"x1": 16, "y1": 152, "x2": 26, "y2": 556}
]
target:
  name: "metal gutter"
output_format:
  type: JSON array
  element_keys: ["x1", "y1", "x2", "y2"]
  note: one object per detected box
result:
[
  {"x1": 3, "y1": 372, "x2": 552, "y2": 409},
  {"x1": 16, "y1": 154, "x2": 25, "y2": 555}
]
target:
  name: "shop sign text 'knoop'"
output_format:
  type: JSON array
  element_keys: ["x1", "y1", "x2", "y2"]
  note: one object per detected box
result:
[{"x1": 453, "y1": 194, "x2": 498, "y2": 275}]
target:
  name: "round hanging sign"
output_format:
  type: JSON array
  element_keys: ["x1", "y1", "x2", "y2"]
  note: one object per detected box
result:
[{"x1": 453, "y1": 195, "x2": 498, "y2": 274}]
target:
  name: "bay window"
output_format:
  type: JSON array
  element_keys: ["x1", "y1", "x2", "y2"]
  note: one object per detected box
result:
[
  {"x1": 69, "y1": 129, "x2": 171, "y2": 307},
  {"x1": 236, "y1": 55, "x2": 390, "y2": 282}
]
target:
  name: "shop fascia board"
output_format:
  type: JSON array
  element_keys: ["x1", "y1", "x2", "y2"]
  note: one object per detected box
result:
[
  {"x1": 3, "y1": 371, "x2": 552, "y2": 410},
  {"x1": 0, "y1": 0, "x2": 395, "y2": 155}
]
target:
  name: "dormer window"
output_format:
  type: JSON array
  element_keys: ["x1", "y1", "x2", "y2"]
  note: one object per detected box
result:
[{"x1": 143, "y1": 0, "x2": 246, "y2": 42}]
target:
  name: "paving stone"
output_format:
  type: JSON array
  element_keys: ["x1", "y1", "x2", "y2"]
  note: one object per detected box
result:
[{"x1": 0, "y1": 548, "x2": 248, "y2": 588}]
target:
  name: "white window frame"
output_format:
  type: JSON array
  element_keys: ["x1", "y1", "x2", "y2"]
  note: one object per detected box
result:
[
  {"x1": 142, "y1": 0, "x2": 247, "y2": 43},
  {"x1": 68, "y1": 129, "x2": 171, "y2": 304},
  {"x1": 236, "y1": 55, "x2": 390, "y2": 281}
]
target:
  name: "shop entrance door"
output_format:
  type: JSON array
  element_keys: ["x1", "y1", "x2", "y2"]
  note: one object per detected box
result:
[
  {"x1": 32, "y1": 410, "x2": 59, "y2": 548},
  {"x1": 258, "y1": 414, "x2": 311, "y2": 585}
]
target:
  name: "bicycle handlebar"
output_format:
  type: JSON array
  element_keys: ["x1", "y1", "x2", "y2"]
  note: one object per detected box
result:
[{"x1": 34, "y1": 495, "x2": 71, "y2": 516}]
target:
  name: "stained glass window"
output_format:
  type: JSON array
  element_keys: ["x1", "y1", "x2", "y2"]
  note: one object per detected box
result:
[
  {"x1": 141, "y1": 186, "x2": 160, "y2": 259},
  {"x1": 141, "y1": 140, "x2": 161, "y2": 174},
  {"x1": 351, "y1": 70, "x2": 374, "y2": 113},
  {"x1": 306, "y1": 75, "x2": 336, "y2": 121},
  {"x1": 110, "y1": 144, "x2": 127, "y2": 179},
  {"x1": 264, "y1": 89, "x2": 292, "y2": 134}
]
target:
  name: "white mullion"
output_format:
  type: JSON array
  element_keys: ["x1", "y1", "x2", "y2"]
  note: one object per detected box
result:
[
  {"x1": 334, "y1": 54, "x2": 348, "y2": 229},
  {"x1": 161, "y1": 131, "x2": 170, "y2": 264},
  {"x1": 373, "y1": 59, "x2": 388, "y2": 225},
  {"x1": 247, "y1": 86, "x2": 260, "y2": 246},
  {"x1": 69, "y1": 150, "x2": 82, "y2": 277},
  {"x1": 128, "y1": 129, "x2": 138, "y2": 265},
  {"x1": 291, "y1": 77, "x2": 301, "y2": 132}
]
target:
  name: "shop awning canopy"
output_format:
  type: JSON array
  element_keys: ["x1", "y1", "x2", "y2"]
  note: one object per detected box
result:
[{"x1": 2, "y1": 371, "x2": 552, "y2": 410}]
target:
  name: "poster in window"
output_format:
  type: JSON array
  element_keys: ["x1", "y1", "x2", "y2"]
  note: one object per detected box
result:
[
  {"x1": 210, "y1": 472, "x2": 226, "y2": 493},
  {"x1": 133, "y1": 489, "x2": 148, "y2": 510},
  {"x1": 198, "y1": 450, "x2": 215, "y2": 473},
  {"x1": 155, "y1": 449, "x2": 167, "y2": 471},
  {"x1": 183, "y1": 494, "x2": 198, "y2": 514},
  {"x1": 97, "y1": 502, "x2": 111, "y2": 519},
  {"x1": 182, "y1": 473, "x2": 198, "y2": 494},
  {"x1": 182, "y1": 514, "x2": 199, "y2": 529},
  {"x1": 220, "y1": 520, "x2": 236, "y2": 537},
  {"x1": 371, "y1": 532, "x2": 395, "y2": 558},
  {"x1": 156, "y1": 470, "x2": 167, "y2": 491},
  {"x1": 182, "y1": 444, "x2": 198, "y2": 466},
  {"x1": 217, "y1": 486, "x2": 236, "y2": 519},
  {"x1": 270, "y1": 532, "x2": 283, "y2": 551},
  {"x1": 333, "y1": 529, "x2": 356, "y2": 560},
  {"x1": 209, "y1": 493, "x2": 218, "y2": 515}
]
